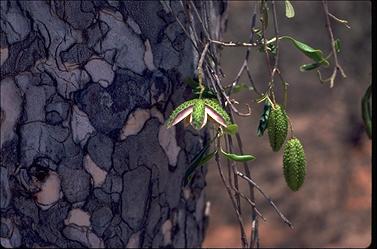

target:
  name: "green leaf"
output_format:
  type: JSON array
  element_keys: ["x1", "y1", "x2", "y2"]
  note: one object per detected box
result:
[
  {"x1": 224, "y1": 123, "x2": 238, "y2": 135},
  {"x1": 361, "y1": 84, "x2": 372, "y2": 139},
  {"x1": 285, "y1": 0, "x2": 295, "y2": 18},
  {"x1": 282, "y1": 36, "x2": 329, "y2": 64},
  {"x1": 334, "y1": 39, "x2": 341, "y2": 53},
  {"x1": 221, "y1": 149, "x2": 256, "y2": 162},
  {"x1": 267, "y1": 43, "x2": 277, "y2": 55},
  {"x1": 299, "y1": 62, "x2": 322, "y2": 71},
  {"x1": 184, "y1": 150, "x2": 216, "y2": 186},
  {"x1": 257, "y1": 100, "x2": 271, "y2": 136},
  {"x1": 183, "y1": 144, "x2": 209, "y2": 186},
  {"x1": 183, "y1": 137, "x2": 219, "y2": 186},
  {"x1": 253, "y1": 28, "x2": 263, "y2": 39}
]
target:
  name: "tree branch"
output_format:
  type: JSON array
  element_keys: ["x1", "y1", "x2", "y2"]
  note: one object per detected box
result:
[{"x1": 321, "y1": 0, "x2": 347, "y2": 88}]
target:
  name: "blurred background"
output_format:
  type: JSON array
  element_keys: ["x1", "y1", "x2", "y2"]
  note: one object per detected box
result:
[{"x1": 202, "y1": 1, "x2": 371, "y2": 248}]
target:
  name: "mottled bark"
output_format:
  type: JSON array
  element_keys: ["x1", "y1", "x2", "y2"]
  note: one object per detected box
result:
[{"x1": 0, "y1": 1, "x2": 226, "y2": 248}]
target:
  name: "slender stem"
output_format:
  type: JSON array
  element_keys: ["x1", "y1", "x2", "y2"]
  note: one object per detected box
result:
[
  {"x1": 228, "y1": 103, "x2": 259, "y2": 247},
  {"x1": 252, "y1": 218, "x2": 259, "y2": 248},
  {"x1": 270, "y1": 0, "x2": 290, "y2": 110},
  {"x1": 268, "y1": 0, "x2": 281, "y2": 106},
  {"x1": 260, "y1": 4, "x2": 273, "y2": 77},
  {"x1": 197, "y1": 43, "x2": 210, "y2": 98},
  {"x1": 226, "y1": 135, "x2": 243, "y2": 226},
  {"x1": 213, "y1": 71, "x2": 252, "y2": 116},
  {"x1": 229, "y1": 183, "x2": 266, "y2": 221},
  {"x1": 328, "y1": 12, "x2": 351, "y2": 29},
  {"x1": 245, "y1": 64, "x2": 262, "y2": 96},
  {"x1": 227, "y1": 3, "x2": 259, "y2": 98},
  {"x1": 210, "y1": 39, "x2": 257, "y2": 48},
  {"x1": 186, "y1": 1, "x2": 220, "y2": 65},
  {"x1": 216, "y1": 139, "x2": 249, "y2": 248},
  {"x1": 274, "y1": 68, "x2": 289, "y2": 109},
  {"x1": 236, "y1": 171, "x2": 293, "y2": 228},
  {"x1": 260, "y1": 2, "x2": 276, "y2": 105},
  {"x1": 321, "y1": 0, "x2": 347, "y2": 88},
  {"x1": 167, "y1": 1, "x2": 200, "y2": 54},
  {"x1": 271, "y1": 0, "x2": 280, "y2": 73},
  {"x1": 287, "y1": 114, "x2": 295, "y2": 138},
  {"x1": 189, "y1": 1, "x2": 211, "y2": 40}
]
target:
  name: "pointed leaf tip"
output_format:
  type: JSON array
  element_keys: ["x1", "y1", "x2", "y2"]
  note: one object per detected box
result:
[
  {"x1": 221, "y1": 149, "x2": 256, "y2": 162},
  {"x1": 285, "y1": 0, "x2": 295, "y2": 18}
]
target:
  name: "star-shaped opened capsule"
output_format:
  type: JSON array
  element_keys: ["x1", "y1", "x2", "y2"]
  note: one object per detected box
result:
[{"x1": 166, "y1": 98, "x2": 232, "y2": 130}]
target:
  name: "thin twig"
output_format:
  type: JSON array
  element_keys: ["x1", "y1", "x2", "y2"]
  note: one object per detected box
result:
[
  {"x1": 321, "y1": 0, "x2": 347, "y2": 88},
  {"x1": 216, "y1": 140, "x2": 249, "y2": 248},
  {"x1": 227, "y1": 92, "x2": 259, "y2": 248},
  {"x1": 189, "y1": 1, "x2": 211, "y2": 40},
  {"x1": 270, "y1": 0, "x2": 289, "y2": 110},
  {"x1": 210, "y1": 39, "x2": 257, "y2": 47},
  {"x1": 260, "y1": 2, "x2": 276, "y2": 104},
  {"x1": 197, "y1": 43, "x2": 210, "y2": 98},
  {"x1": 246, "y1": 64, "x2": 262, "y2": 96},
  {"x1": 236, "y1": 171, "x2": 293, "y2": 228},
  {"x1": 167, "y1": 1, "x2": 200, "y2": 54},
  {"x1": 186, "y1": 1, "x2": 220, "y2": 66},
  {"x1": 328, "y1": 12, "x2": 351, "y2": 29},
  {"x1": 233, "y1": 131, "x2": 258, "y2": 248},
  {"x1": 264, "y1": 0, "x2": 282, "y2": 108},
  {"x1": 252, "y1": 218, "x2": 259, "y2": 248},
  {"x1": 273, "y1": 68, "x2": 289, "y2": 109},
  {"x1": 227, "y1": 3, "x2": 259, "y2": 98},
  {"x1": 211, "y1": 70, "x2": 252, "y2": 116},
  {"x1": 271, "y1": 0, "x2": 280, "y2": 74},
  {"x1": 229, "y1": 183, "x2": 266, "y2": 221},
  {"x1": 225, "y1": 135, "x2": 244, "y2": 233}
]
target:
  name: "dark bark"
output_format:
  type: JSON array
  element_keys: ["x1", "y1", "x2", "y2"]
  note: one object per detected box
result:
[{"x1": 0, "y1": 1, "x2": 226, "y2": 248}]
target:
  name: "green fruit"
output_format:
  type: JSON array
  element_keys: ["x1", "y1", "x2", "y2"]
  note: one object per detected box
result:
[
  {"x1": 267, "y1": 104, "x2": 288, "y2": 152},
  {"x1": 283, "y1": 138, "x2": 306, "y2": 191}
]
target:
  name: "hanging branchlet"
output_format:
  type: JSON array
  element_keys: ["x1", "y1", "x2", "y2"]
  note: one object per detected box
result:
[
  {"x1": 197, "y1": 43, "x2": 210, "y2": 98},
  {"x1": 320, "y1": 0, "x2": 347, "y2": 88}
]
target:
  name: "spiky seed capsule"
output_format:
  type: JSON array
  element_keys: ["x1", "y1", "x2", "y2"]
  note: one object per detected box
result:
[
  {"x1": 166, "y1": 99, "x2": 196, "y2": 128},
  {"x1": 283, "y1": 138, "x2": 306, "y2": 191},
  {"x1": 267, "y1": 104, "x2": 288, "y2": 152},
  {"x1": 191, "y1": 99, "x2": 206, "y2": 129},
  {"x1": 203, "y1": 99, "x2": 231, "y2": 126},
  {"x1": 166, "y1": 98, "x2": 232, "y2": 130}
]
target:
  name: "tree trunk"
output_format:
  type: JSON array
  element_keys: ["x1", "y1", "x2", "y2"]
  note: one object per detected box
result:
[{"x1": 0, "y1": 1, "x2": 226, "y2": 248}]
